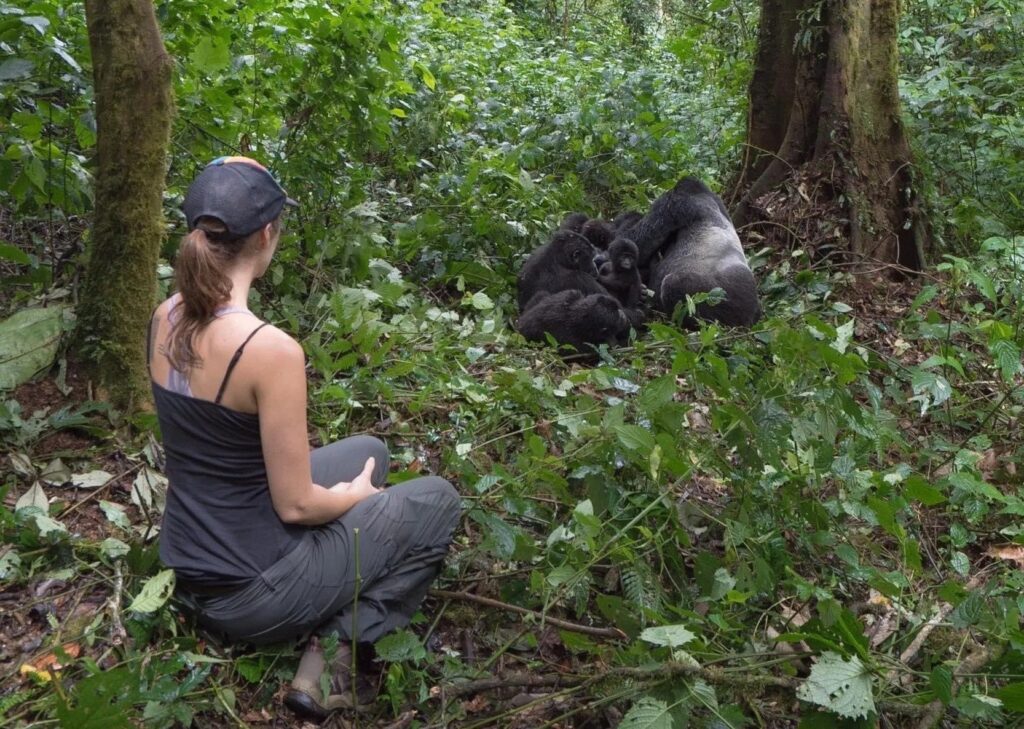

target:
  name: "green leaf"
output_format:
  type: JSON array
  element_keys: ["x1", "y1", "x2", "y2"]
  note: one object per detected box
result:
[
  {"x1": 414, "y1": 61, "x2": 436, "y2": 90},
  {"x1": 910, "y1": 369, "x2": 952, "y2": 415},
  {"x1": 967, "y1": 269, "x2": 996, "y2": 302},
  {"x1": 0, "y1": 305, "x2": 69, "y2": 389},
  {"x1": 994, "y1": 681, "x2": 1024, "y2": 711},
  {"x1": 990, "y1": 340, "x2": 1022, "y2": 382},
  {"x1": 100, "y1": 538, "x2": 131, "y2": 559},
  {"x1": 930, "y1": 665, "x2": 953, "y2": 704},
  {"x1": 615, "y1": 424, "x2": 656, "y2": 452},
  {"x1": 468, "y1": 510, "x2": 517, "y2": 559},
  {"x1": 905, "y1": 475, "x2": 946, "y2": 506},
  {"x1": 190, "y1": 35, "x2": 231, "y2": 72},
  {"x1": 20, "y1": 15, "x2": 49, "y2": 34},
  {"x1": 127, "y1": 569, "x2": 176, "y2": 613},
  {"x1": 831, "y1": 319, "x2": 855, "y2": 353},
  {"x1": 0, "y1": 242, "x2": 30, "y2": 264},
  {"x1": 946, "y1": 472, "x2": 1005, "y2": 502},
  {"x1": 796, "y1": 652, "x2": 875, "y2": 720},
  {"x1": 0, "y1": 58, "x2": 34, "y2": 81},
  {"x1": 29, "y1": 512, "x2": 67, "y2": 537},
  {"x1": 469, "y1": 291, "x2": 493, "y2": 310},
  {"x1": 99, "y1": 501, "x2": 130, "y2": 530},
  {"x1": 619, "y1": 696, "x2": 674, "y2": 729},
  {"x1": 236, "y1": 657, "x2": 266, "y2": 683},
  {"x1": 374, "y1": 629, "x2": 426, "y2": 661},
  {"x1": 640, "y1": 624, "x2": 696, "y2": 648}
]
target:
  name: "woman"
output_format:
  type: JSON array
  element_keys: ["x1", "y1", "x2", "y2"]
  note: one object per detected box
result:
[{"x1": 147, "y1": 156, "x2": 460, "y2": 718}]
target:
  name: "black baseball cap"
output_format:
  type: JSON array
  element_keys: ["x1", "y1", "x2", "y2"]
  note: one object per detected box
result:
[{"x1": 182, "y1": 156, "x2": 298, "y2": 238}]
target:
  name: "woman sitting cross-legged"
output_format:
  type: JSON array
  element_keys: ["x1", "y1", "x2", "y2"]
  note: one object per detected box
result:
[{"x1": 147, "y1": 156, "x2": 461, "y2": 718}]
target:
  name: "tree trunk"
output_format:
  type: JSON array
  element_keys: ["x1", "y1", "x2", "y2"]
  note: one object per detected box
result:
[
  {"x1": 77, "y1": 0, "x2": 173, "y2": 408},
  {"x1": 732, "y1": 0, "x2": 927, "y2": 272}
]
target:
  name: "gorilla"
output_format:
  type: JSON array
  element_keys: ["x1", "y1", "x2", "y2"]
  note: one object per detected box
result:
[
  {"x1": 516, "y1": 230, "x2": 608, "y2": 312},
  {"x1": 620, "y1": 177, "x2": 761, "y2": 327},
  {"x1": 612, "y1": 210, "x2": 643, "y2": 233},
  {"x1": 580, "y1": 218, "x2": 614, "y2": 251},
  {"x1": 517, "y1": 290, "x2": 630, "y2": 357},
  {"x1": 580, "y1": 218, "x2": 615, "y2": 272},
  {"x1": 558, "y1": 212, "x2": 590, "y2": 234},
  {"x1": 599, "y1": 238, "x2": 642, "y2": 309}
]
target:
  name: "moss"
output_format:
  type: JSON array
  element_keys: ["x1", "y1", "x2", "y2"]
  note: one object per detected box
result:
[{"x1": 76, "y1": 0, "x2": 174, "y2": 410}]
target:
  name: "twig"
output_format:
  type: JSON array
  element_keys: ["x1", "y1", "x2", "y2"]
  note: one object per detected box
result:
[
  {"x1": 381, "y1": 710, "x2": 419, "y2": 729},
  {"x1": 57, "y1": 463, "x2": 143, "y2": 519},
  {"x1": 429, "y1": 589, "x2": 626, "y2": 640},
  {"x1": 108, "y1": 560, "x2": 127, "y2": 647},
  {"x1": 897, "y1": 574, "x2": 984, "y2": 668}
]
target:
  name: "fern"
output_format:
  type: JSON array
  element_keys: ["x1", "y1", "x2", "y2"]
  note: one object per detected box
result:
[
  {"x1": 0, "y1": 690, "x2": 31, "y2": 716},
  {"x1": 621, "y1": 562, "x2": 663, "y2": 615}
]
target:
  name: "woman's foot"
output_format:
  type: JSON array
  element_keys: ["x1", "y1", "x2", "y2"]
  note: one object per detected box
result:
[{"x1": 285, "y1": 637, "x2": 378, "y2": 719}]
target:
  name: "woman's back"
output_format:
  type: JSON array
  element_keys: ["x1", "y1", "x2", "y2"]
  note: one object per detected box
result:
[{"x1": 149, "y1": 294, "x2": 305, "y2": 586}]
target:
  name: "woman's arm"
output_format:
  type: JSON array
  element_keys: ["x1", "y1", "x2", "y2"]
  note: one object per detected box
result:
[{"x1": 255, "y1": 330, "x2": 379, "y2": 525}]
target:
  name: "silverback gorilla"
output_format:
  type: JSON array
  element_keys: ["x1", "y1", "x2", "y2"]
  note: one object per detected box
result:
[{"x1": 619, "y1": 177, "x2": 761, "y2": 326}]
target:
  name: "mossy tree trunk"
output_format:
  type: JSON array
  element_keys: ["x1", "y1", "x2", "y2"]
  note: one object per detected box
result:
[
  {"x1": 733, "y1": 0, "x2": 927, "y2": 271},
  {"x1": 77, "y1": 0, "x2": 173, "y2": 408}
]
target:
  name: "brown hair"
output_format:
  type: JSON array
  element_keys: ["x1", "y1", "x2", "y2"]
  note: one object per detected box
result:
[{"x1": 167, "y1": 216, "x2": 280, "y2": 372}]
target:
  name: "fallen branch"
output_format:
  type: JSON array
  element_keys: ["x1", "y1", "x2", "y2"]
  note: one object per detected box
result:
[
  {"x1": 897, "y1": 574, "x2": 985, "y2": 669},
  {"x1": 436, "y1": 662, "x2": 927, "y2": 717},
  {"x1": 429, "y1": 589, "x2": 626, "y2": 640},
  {"x1": 108, "y1": 560, "x2": 127, "y2": 647},
  {"x1": 381, "y1": 710, "x2": 418, "y2": 729}
]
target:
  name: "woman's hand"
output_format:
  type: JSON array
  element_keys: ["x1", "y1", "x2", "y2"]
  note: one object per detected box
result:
[{"x1": 328, "y1": 457, "x2": 380, "y2": 503}]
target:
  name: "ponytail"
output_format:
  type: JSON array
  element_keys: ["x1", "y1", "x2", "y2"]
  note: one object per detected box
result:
[{"x1": 167, "y1": 222, "x2": 240, "y2": 373}]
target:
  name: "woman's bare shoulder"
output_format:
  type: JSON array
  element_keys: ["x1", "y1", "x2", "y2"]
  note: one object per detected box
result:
[{"x1": 246, "y1": 322, "x2": 304, "y2": 361}]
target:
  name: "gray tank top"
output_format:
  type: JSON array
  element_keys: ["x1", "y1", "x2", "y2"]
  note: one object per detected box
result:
[{"x1": 148, "y1": 299, "x2": 303, "y2": 586}]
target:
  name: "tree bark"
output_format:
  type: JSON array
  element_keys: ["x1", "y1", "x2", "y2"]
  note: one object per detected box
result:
[
  {"x1": 732, "y1": 0, "x2": 927, "y2": 272},
  {"x1": 77, "y1": 0, "x2": 174, "y2": 408}
]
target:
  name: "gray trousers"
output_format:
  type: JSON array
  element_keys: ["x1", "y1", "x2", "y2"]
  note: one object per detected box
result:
[{"x1": 181, "y1": 436, "x2": 460, "y2": 645}]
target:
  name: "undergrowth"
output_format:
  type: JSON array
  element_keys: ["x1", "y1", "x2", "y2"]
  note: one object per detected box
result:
[{"x1": 2, "y1": 0, "x2": 1023, "y2": 727}]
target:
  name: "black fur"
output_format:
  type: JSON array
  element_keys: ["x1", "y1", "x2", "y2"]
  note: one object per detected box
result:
[
  {"x1": 580, "y1": 219, "x2": 614, "y2": 251},
  {"x1": 612, "y1": 210, "x2": 643, "y2": 232},
  {"x1": 626, "y1": 177, "x2": 761, "y2": 326},
  {"x1": 559, "y1": 212, "x2": 590, "y2": 233},
  {"x1": 599, "y1": 238, "x2": 643, "y2": 309},
  {"x1": 516, "y1": 230, "x2": 608, "y2": 313},
  {"x1": 517, "y1": 290, "x2": 630, "y2": 356}
]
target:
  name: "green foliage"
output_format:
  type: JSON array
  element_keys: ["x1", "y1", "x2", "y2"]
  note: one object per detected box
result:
[
  {"x1": 2, "y1": 0, "x2": 1024, "y2": 726},
  {"x1": 796, "y1": 652, "x2": 875, "y2": 720},
  {"x1": 901, "y1": 0, "x2": 1024, "y2": 244}
]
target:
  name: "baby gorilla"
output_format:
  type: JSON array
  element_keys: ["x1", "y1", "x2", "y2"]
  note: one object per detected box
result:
[
  {"x1": 517, "y1": 230, "x2": 607, "y2": 313},
  {"x1": 598, "y1": 238, "x2": 642, "y2": 309},
  {"x1": 517, "y1": 290, "x2": 629, "y2": 357}
]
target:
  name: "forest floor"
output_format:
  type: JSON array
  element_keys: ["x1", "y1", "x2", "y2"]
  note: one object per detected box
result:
[{"x1": 7, "y1": 263, "x2": 1018, "y2": 729}]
